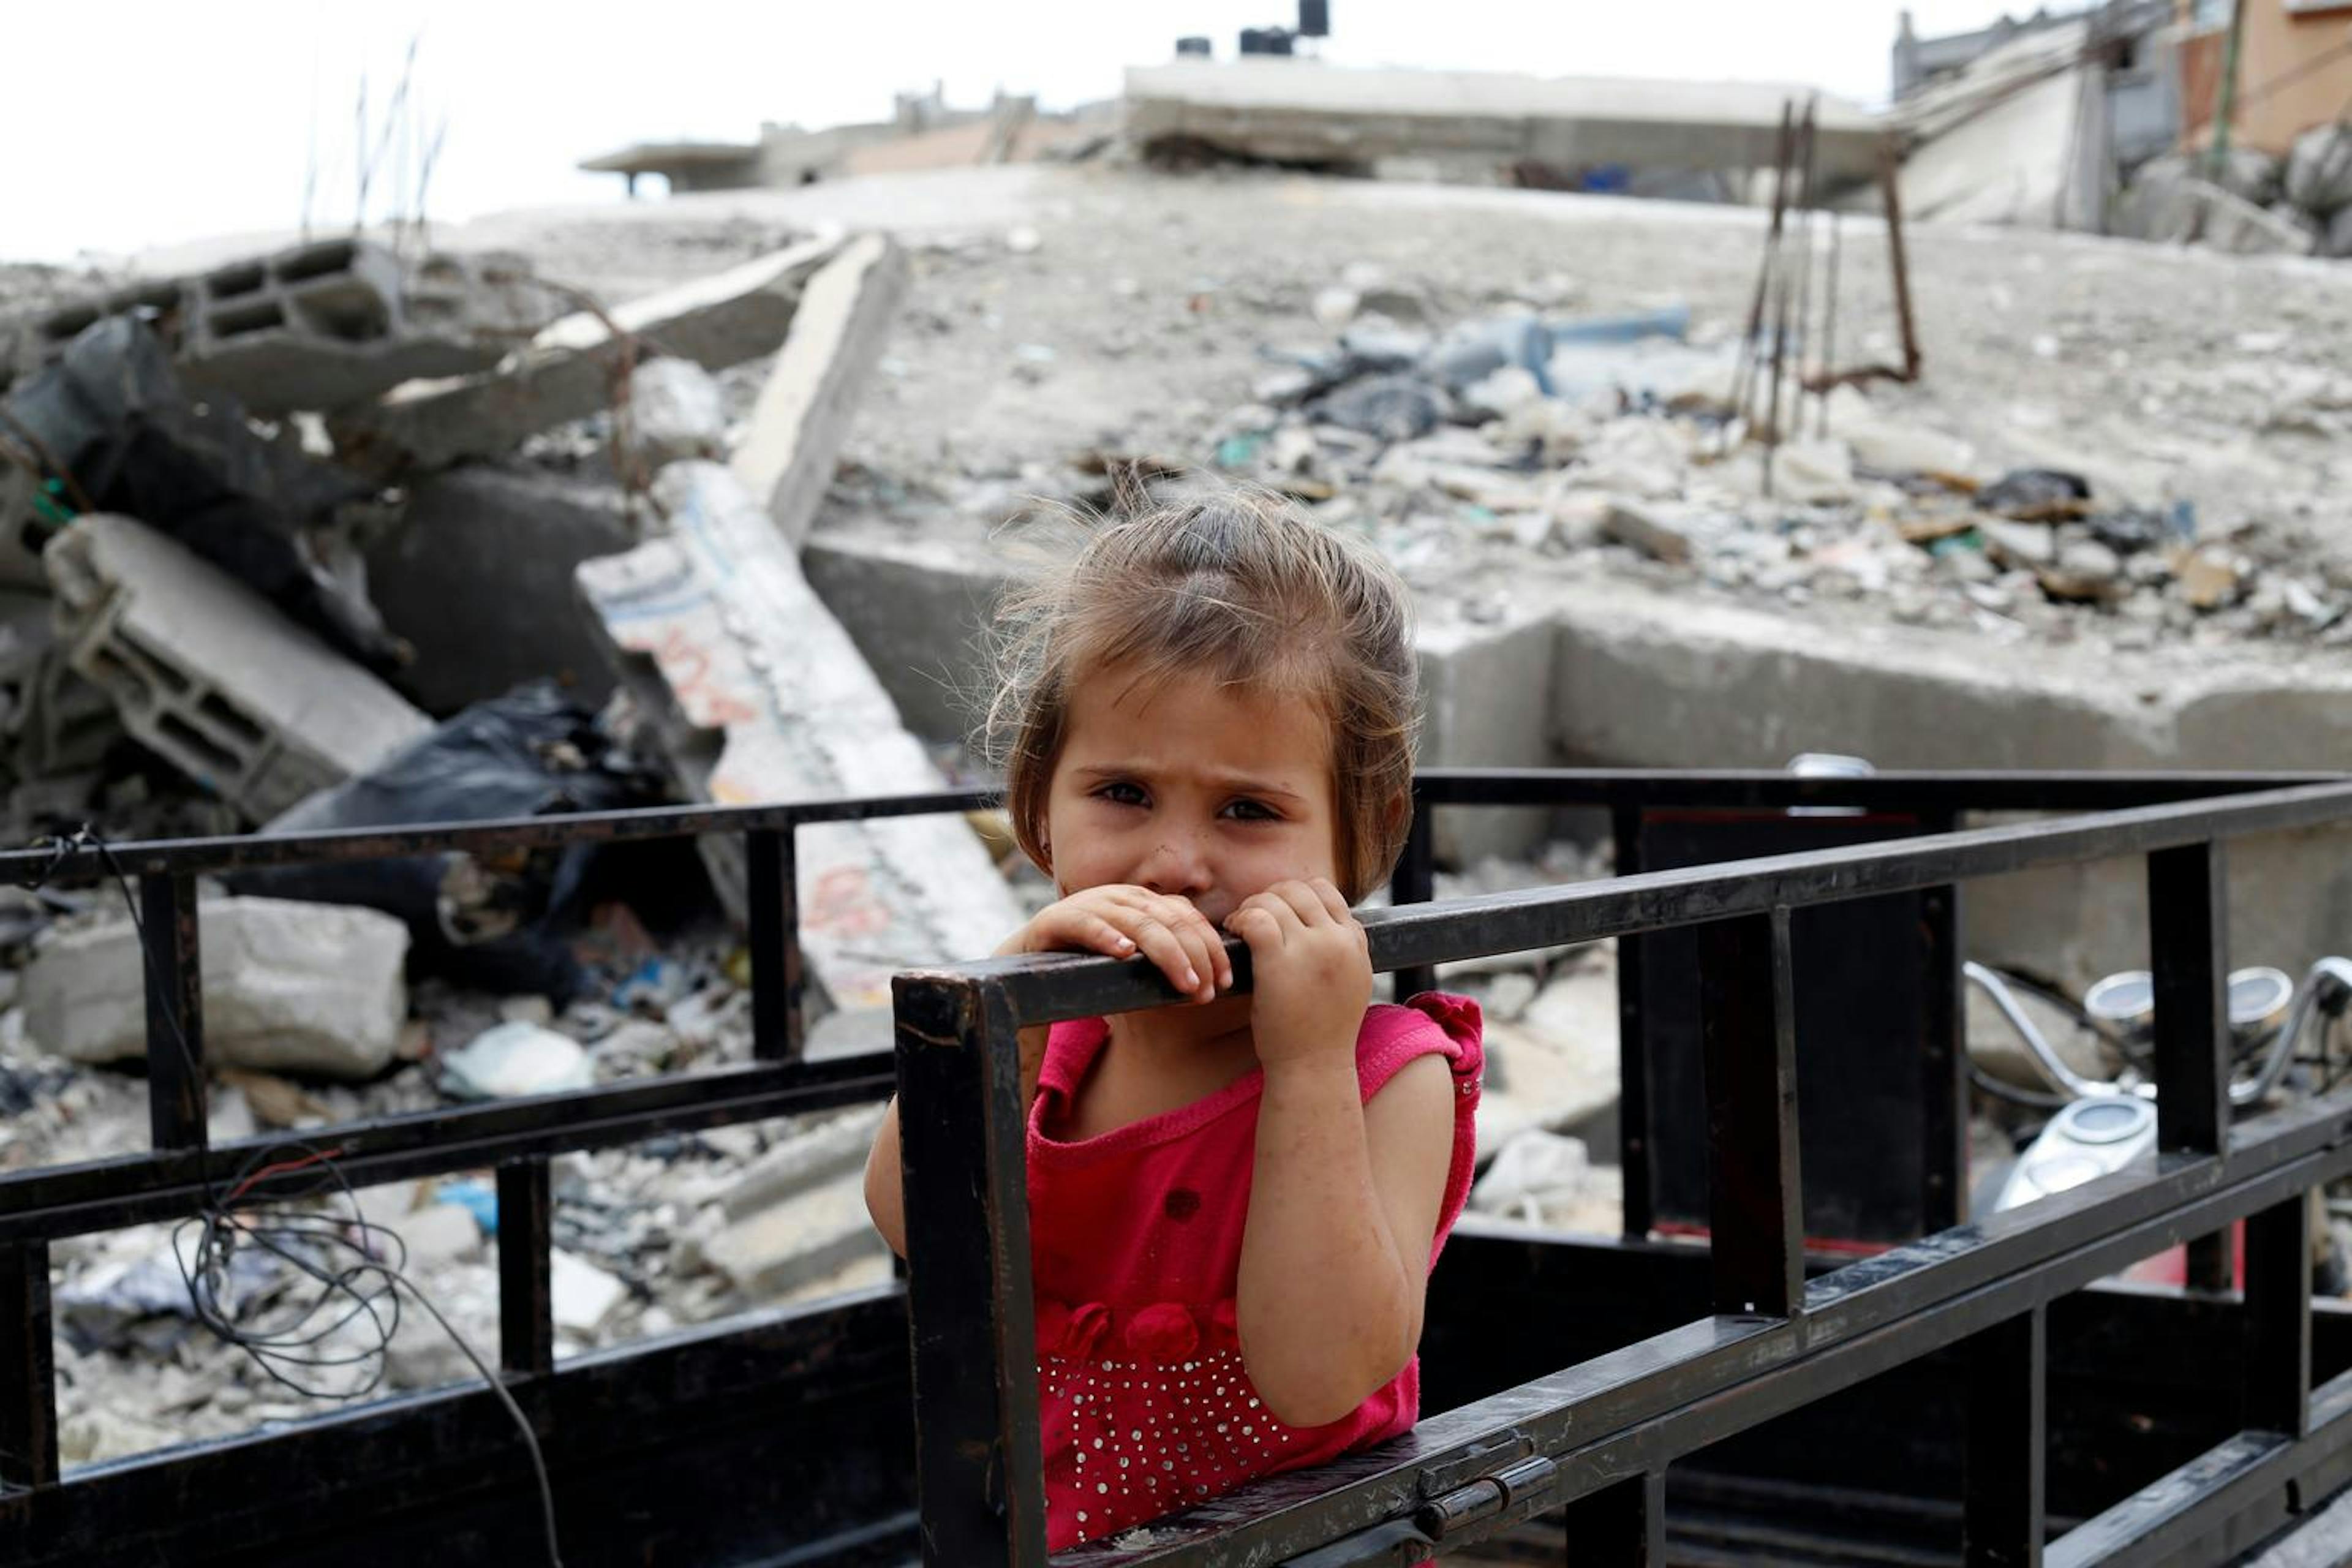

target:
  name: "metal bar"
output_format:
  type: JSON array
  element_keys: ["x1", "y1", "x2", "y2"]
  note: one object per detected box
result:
[
  {"x1": 139, "y1": 873, "x2": 204, "y2": 1153},
  {"x1": 1920, "y1": 872, "x2": 1968, "y2": 1232},
  {"x1": 895, "y1": 973, "x2": 1045, "y2": 1566},
  {"x1": 0, "y1": 1055, "x2": 891, "y2": 1244},
  {"x1": 498, "y1": 1156, "x2": 555, "y2": 1379},
  {"x1": 0, "y1": 772, "x2": 2337, "y2": 890},
  {"x1": 1697, "y1": 908, "x2": 1801, "y2": 1319},
  {"x1": 0, "y1": 787, "x2": 998, "y2": 884},
  {"x1": 1962, "y1": 1306, "x2": 2046, "y2": 1567},
  {"x1": 0, "y1": 1241, "x2": 58, "y2": 1493},
  {"x1": 1387, "y1": 790, "x2": 1437, "y2": 1005},
  {"x1": 2042, "y1": 1432, "x2": 2286, "y2": 1568},
  {"x1": 2245, "y1": 1193, "x2": 2312, "y2": 1439},
  {"x1": 2187, "y1": 1230, "x2": 2236, "y2": 1294},
  {"x1": 1612, "y1": 802, "x2": 1654, "y2": 1239},
  {"x1": 1561, "y1": 1471, "x2": 1667, "y2": 1564},
  {"x1": 747, "y1": 826, "x2": 805, "y2": 1061},
  {"x1": 2149, "y1": 842, "x2": 2229, "y2": 1158},
  {"x1": 976, "y1": 783, "x2": 2352, "y2": 1033}
]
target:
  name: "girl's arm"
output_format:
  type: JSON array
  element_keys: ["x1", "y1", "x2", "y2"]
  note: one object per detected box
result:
[
  {"x1": 1231, "y1": 879, "x2": 1455, "y2": 1429},
  {"x1": 863, "y1": 885, "x2": 1232, "y2": 1256}
]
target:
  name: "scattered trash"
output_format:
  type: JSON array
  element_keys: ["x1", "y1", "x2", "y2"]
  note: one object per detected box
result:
[{"x1": 438, "y1": 1020, "x2": 595, "y2": 1100}]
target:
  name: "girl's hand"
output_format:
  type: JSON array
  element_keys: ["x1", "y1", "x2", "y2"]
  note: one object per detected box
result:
[
  {"x1": 1226, "y1": 876, "x2": 1371, "y2": 1074},
  {"x1": 997, "y1": 884, "x2": 1231, "y2": 1005}
]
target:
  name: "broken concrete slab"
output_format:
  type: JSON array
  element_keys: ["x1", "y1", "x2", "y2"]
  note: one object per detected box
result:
[
  {"x1": 21, "y1": 894, "x2": 409, "y2": 1078},
  {"x1": 330, "y1": 233, "x2": 846, "y2": 473},
  {"x1": 364, "y1": 462, "x2": 635, "y2": 714},
  {"x1": 802, "y1": 529, "x2": 1011, "y2": 739},
  {"x1": 717, "y1": 1105, "x2": 888, "y2": 1223},
  {"x1": 697, "y1": 1170, "x2": 884, "y2": 1300},
  {"x1": 730, "y1": 234, "x2": 910, "y2": 547},
  {"x1": 577, "y1": 463, "x2": 1021, "y2": 1013},
  {"x1": 3, "y1": 239, "x2": 567, "y2": 417},
  {"x1": 44, "y1": 514, "x2": 433, "y2": 823},
  {"x1": 1124, "y1": 61, "x2": 1885, "y2": 183}
]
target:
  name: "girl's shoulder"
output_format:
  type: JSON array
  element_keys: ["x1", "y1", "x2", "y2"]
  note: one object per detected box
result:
[{"x1": 1355, "y1": 993, "x2": 1484, "y2": 1104}]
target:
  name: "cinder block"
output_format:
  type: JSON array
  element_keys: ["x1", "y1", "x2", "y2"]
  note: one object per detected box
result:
[
  {"x1": 4, "y1": 239, "x2": 568, "y2": 417},
  {"x1": 44, "y1": 514, "x2": 432, "y2": 822}
]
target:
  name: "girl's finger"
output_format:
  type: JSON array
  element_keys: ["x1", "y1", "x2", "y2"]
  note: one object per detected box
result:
[
  {"x1": 1122, "y1": 910, "x2": 1203, "y2": 995},
  {"x1": 1268, "y1": 880, "x2": 1326, "y2": 926},
  {"x1": 1308, "y1": 876, "x2": 1352, "y2": 925}
]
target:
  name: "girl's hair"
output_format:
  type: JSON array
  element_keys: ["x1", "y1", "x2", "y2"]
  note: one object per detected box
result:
[{"x1": 984, "y1": 487, "x2": 1420, "y2": 902}]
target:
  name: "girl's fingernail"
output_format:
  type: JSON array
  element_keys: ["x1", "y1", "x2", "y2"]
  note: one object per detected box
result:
[
  {"x1": 1115, "y1": 936, "x2": 1135, "y2": 950},
  {"x1": 1183, "y1": 968, "x2": 1200, "y2": 989}
]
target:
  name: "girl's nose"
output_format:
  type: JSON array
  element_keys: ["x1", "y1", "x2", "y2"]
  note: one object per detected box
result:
[{"x1": 1140, "y1": 835, "x2": 1213, "y2": 898}]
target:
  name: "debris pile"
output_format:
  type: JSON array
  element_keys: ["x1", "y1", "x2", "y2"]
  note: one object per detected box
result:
[
  {"x1": 0, "y1": 221, "x2": 1065, "y2": 1461},
  {"x1": 1133, "y1": 282, "x2": 2352, "y2": 650},
  {"x1": 2116, "y1": 127, "x2": 2352, "y2": 260}
]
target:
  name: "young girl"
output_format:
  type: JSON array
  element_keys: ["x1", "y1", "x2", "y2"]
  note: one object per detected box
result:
[{"x1": 864, "y1": 491, "x2": 1482, "y2": 1550}]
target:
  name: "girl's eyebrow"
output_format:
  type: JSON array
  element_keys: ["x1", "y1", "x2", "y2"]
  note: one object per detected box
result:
[{"x1": 1069, "y1": 763, "x2": 1305, "y2": 802}]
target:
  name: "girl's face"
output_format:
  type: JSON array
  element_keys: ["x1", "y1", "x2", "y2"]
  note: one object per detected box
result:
[{"x1": 1041, "y1": 665, "x2": 1342, "y2": 928}]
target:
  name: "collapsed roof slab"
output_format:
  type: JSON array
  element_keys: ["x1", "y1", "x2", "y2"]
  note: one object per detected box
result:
[{"x1": 1123, "y1": 61, "x2": 1887, "y2": 182}]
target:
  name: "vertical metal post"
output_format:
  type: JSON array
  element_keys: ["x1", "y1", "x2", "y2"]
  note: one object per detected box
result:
[
  {"x1": 1564, "y1": 1470, "x2": 1667, "y2": 1564},
  {"x1": 896, "y1": 973, "x2": 1045, "y2": 1566},
  {"x1": 1612, "y1": 803, "x2": 1654, "y2": 1239},
  {"x1": 2148, "y1": 842, "x2": 2229, "y2": 1158},
  {"x1": 1919, "y1": 870, "x2": 1968, "y2": 1234},
  {"x1": 140, "y1": 873, "x2": 206, "y2": 1152},
  {"x1": 1697, "y1": 907, "x2": 1803, "y2": 1319},
  {"x1": 747, "y1": 825, "x2": 804, "y2": 1061},
  {"x1": 1963, "y1": 1305, "x2": 2046, "y2": 1567},
  {"x1": 497, "y1": 1156, "x2": 555, "y2": 1379},
  {"x1": 0, "y1": 1242, "x2": 58, "y2": 1494},
  {"x1": 1389, "y1": 790, "x2": 1438, "y2": 1005},
  {"x1": 1880, "y1": 135, "x2": 1923, "y2": 382},
  {"x1": 2245, "y1": 1194, "x2": 2312, "y2": 1439}
]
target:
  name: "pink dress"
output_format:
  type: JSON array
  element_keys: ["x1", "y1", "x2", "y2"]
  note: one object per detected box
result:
[{"x1": 1027, "y1": 994, "x2": 1485, "y2": 1550}]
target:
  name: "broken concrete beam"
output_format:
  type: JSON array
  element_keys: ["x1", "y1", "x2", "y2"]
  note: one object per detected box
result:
[
  {"x1": 44, "y1": 514, "x2": 433, "y2": 823},
  {"x1": 21, "y1": 894, "x2": 409, "y2": 1078},
  {"x1": 718, "y1": 1105, "x2": 888, "y2": 1223},
  {"x1": 2, "y1": 239, "x2": 565, "y2": 417},
  {"x1": 331, "y1": 234, "x2": 846, "y2": 474},
  {"x1": 730, "y1": 234, "x2": 910, "y2": 547},
  {"x1": 698, "y1": 1171, "x2": 884, "y2": 1299},
  {"x1": 576, "y1": 462, "x2": 1022, "y2": 1014},
  {"x1": 364, "y1": 463, "x2": 635, "y2": 714}
]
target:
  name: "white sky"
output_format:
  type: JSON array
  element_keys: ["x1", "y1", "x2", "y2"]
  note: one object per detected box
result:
[{"x1": 3, "y1": 1, "x2": 2030, "y2": 263}]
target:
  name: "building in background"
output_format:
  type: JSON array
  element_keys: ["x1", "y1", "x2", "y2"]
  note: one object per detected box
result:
[{"x1": 2177, "y1": 0, "x2": 2352, "y2": 155}]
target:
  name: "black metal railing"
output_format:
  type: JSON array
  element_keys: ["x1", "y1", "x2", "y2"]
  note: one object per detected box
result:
[
  {"x1": 1, "y1": 769, "x2": 2347, "y2": 1568},
  {"x1": 891, "y1": 774, "x2": 2352, "y2": 1566}
]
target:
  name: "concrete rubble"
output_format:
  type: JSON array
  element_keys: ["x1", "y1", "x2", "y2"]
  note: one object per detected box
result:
[
  {"x1": 45, "y1": 513, "x2": 433, "y2": 823},
  {"x1": 328, "y1": 232, "x2": 847, "y2": 473},
  {"x1": 22, "y1": 894, "x2": 409, "y2": 1078},
  {"x1": 0, "y1": 238, "x2": 568, "y2": 415}
]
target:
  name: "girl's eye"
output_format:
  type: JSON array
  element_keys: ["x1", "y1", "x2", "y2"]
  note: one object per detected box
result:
[
  {"x1": 1096, "y1": 782, "x2": 1147, "y2": 807},
  {"x1": 1223, "y1": 798, "x2": 1279, "y2": 822}
]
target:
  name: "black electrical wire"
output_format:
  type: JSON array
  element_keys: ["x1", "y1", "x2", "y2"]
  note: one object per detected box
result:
[{"x1": 26, "y1": 826, "x2": 564, "y2": 1567}]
